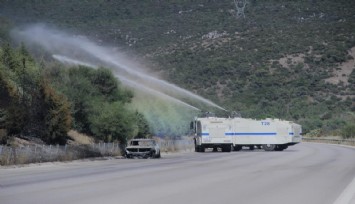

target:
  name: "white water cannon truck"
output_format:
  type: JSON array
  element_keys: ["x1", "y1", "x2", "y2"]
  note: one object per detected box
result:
[{"x1": 191, "y1": 116, "x2": 302, "y2": 152}]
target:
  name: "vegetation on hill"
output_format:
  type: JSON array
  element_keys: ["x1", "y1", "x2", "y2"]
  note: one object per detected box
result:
[
  {"x1": 45, "y1": 65, "x2": 150, "y2": 143},
  {"x1": 0, "y1": 43, "x2": 150, "y2": 144},
  {"x1": 0, "y1": 43, "x2": 72, "y2": 144},
  {"x1": 0, "y1": 0, "x2": 355, "y2": 138}
]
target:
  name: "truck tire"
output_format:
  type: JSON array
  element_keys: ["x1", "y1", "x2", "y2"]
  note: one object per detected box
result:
[
  {"x1": 194, "y1": 139, "x2": 199, "y2": 152},
  {"x1": 263, "y1": 144, "x2": 276, "y2": 151},
  {"x1": 156, "y1": 151, "x2": 161, "y2": 158},
  {"x1": 275, "y1": 145, "x2": 287, "y2": 151},
  {"x1": 274, "y1": 146, "x2": 283, "y2": 151},
  {"x1": 151, "y1": 151, "x2": 155, "y2": 158},
  {"x1": 234, "y1": 145, "x2": 242, "y2": 151},
  {"x1": 222, "y1": 145, "x2": 232, "y2": 152},
  {"x1": 195, "y1": 145, "x2": 199, "y2": 152},
  {"x1": 200, "y1": 145, "x2": 205, "y2": 152},
  {"x1": 249, "y1": 145, "x2": 255, "y2": 150}
]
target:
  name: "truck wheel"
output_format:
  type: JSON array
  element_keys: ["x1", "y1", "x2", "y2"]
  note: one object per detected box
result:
[
  {"x1": 200, "y1": 145, "x2": 205, "y2": 152},
  {"x1": 222, "y1": 145, "x2": 232, "y2": 152},
  {"x1": 275, "y1": 145, "x2": 287, "y2": 151},
  {"x1": 228, "y1": 145, "x2": 232, "y2": 152},
  {"x1": 194, "y1": 139, "x2": 199, "y2": 152},
  {"x1": 234, "y1": 145, "x2": 242, "y2": 151},
  {"x1": 263, "y1": 144, "x2": 276, "y2": 151},
  {"x1": 249, "y1": 146, "x2": 255, "y2": 151},
  {"x1": 156, "y1": 152, "x2": 161, "y2": 158}
]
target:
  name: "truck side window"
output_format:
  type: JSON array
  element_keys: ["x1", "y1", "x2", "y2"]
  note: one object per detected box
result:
[
  {"x1": 197, "y1": 121, "x2": 202, "y2": 133},
  {"x1": 190, "y1": 121, "x2": 194, "y2": 130}
]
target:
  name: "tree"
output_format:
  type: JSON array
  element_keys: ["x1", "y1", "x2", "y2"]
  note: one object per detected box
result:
[
  {"x1": 1, "y1": 43, "x2": 19, "y2": 72},
  {"x1": 90, "y1": 67, "x2": 132, "y2": 103},
  {"x1": 134, "y1": 111, "x2": 150, "y2": 138},
  {"x1": 46, "y1": 65, "x2": 139, "y2": 142},
  {"x1": 0, "y1": 43, "x2": 73, "y2": 143},
  {"x1": 0, "y1": 57, "x2": 26, "y2": 136},
  {"x1": 89, "y1": 101, "x2": 135, "y2": 143},
  {"x1": 39, "y1": 80, "x2": 72, "y2": 144}
]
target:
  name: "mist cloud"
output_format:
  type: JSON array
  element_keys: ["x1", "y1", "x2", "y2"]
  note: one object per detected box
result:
[{"x1": 11, "y1": 24, "x2": 225, "y2": 136}]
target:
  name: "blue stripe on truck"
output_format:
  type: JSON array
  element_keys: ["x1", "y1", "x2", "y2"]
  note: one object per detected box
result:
[{"x1": 225, "y1": 132, "x2": 277, "y2": 136}]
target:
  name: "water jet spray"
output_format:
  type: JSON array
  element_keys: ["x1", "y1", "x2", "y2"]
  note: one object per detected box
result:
[{"x1": 12, "y1": 24, "x2": 226, "y2": 136}]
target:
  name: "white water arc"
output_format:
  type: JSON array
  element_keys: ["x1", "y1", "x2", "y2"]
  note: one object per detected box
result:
[
  {"x1": 53, "y1": 54, "x2": 201, "y2": 111},
  {"x1": 13, "y1": 25, "x2": 226, "y2": 111},
  {"x1": 81, "y1": 47, "x2": 226, "y2": 111},
  {"x1": 52, "y1": 55, "x2": 97, "y2": 68}
]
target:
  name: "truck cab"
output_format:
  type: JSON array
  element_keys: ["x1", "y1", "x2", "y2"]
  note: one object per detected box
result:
[{"x1": 191, "y1": 117, "x2": 233, "y2": 152}]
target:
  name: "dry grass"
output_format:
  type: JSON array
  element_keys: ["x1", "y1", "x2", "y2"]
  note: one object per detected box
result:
[{"x1": 67, "y1": 130, "x2": 95, "y2": 145}]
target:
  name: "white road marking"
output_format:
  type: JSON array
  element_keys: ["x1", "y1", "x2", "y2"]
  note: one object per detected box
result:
[{"x1": 334, "y1": 176, "x2": 355, "y2": 204}]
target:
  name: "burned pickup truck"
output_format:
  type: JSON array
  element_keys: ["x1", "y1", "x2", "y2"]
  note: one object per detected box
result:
[{"x1": 125, "y1": 139, "x2": 161, "y2": 159}]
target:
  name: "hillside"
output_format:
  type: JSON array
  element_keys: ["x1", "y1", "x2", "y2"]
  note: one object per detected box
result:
[{"x1": 0, "y1": 0, "x2": 355, "y2": 136}]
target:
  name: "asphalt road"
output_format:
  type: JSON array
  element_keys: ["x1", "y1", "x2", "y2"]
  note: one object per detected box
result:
[{"x1": 1, "y1": 143, "x2": 355, "y2": 204}]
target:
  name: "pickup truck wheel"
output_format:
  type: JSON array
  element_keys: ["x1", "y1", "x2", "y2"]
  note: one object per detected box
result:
[{"x1": 149, "y1": 151, "x2": 156, "y2": 158}]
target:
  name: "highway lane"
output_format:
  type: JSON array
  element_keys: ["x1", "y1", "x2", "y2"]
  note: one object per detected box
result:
[{"x1": 0, "y1": 143, "x2": 355, "y2": 204}]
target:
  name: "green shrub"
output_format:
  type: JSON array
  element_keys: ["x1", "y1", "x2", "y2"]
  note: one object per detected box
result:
[{"x1": 341, "y1": 124, "x2": 355, "y2": 139}]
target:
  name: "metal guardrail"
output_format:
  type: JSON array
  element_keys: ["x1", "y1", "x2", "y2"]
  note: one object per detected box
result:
[{"x1": 302, "y1": 137, "x2": 355, "y2": 147}]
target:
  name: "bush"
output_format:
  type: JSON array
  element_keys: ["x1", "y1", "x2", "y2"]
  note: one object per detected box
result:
[
  {"x1": 341, "y1": 124, "x2": 355, "y2": 139},
  {"x1": 89, "y1": 101, "x2": 135, "y2": 143}
]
